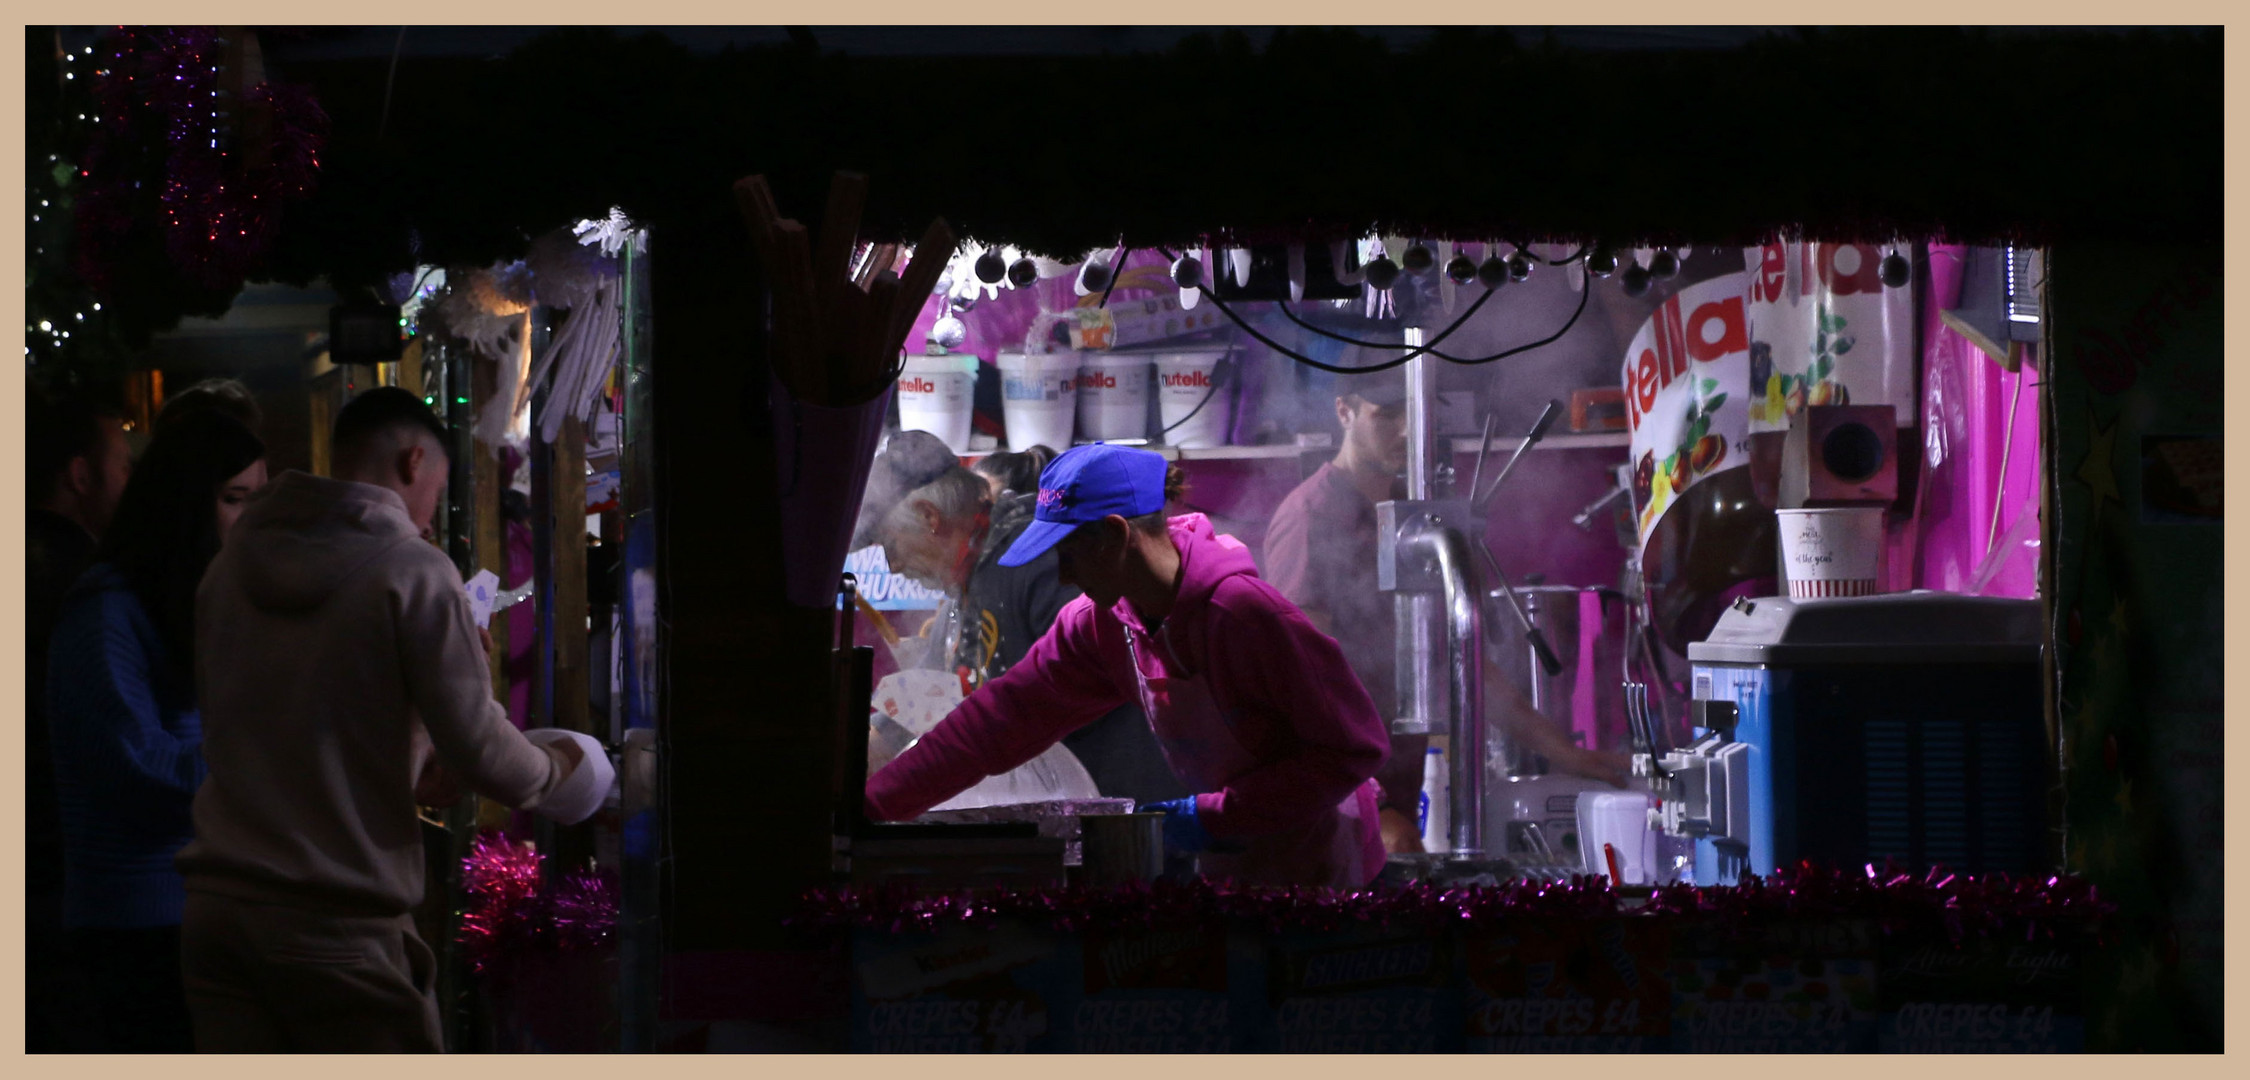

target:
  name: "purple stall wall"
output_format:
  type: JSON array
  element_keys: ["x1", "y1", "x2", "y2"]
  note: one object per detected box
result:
[
  {"x1": 1172, "y1": 448, "x2": 1632, "y2": 592},
  {"x1": 1898, "y1": 245, "x2": 2043, "y2": 598}
]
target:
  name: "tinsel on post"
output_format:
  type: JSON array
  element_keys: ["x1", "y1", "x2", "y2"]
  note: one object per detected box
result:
[{"x1": 457, "y1": 832, "x2": 618, "y2": 978}]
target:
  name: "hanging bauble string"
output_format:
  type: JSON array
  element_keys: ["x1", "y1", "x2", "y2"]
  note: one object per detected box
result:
[
  {"x1": 1477, "y1": 254, "x2": 1511, "y2": 289},
  {"x1": 1170, "y1": 253, "x2": 1204, "y2": 290},
  {"x1": 1401, "y1": 242, "x2": 1435, "y2": 274},
  {"x1": 1879, "y1": 250, "x2": 1912, "y2": 288},
  {"x1": 973, "y1": 249, "x2": 1008, "y2": 284},
  {"x1": 1006, "y1": 257, "x2": 1039, "y2": 288},
  {"x1": 1586, "y1": 247, "x2": 1619, "y2": 278},
  {"x1": 930, "y1": 313, "x2": 969, "y2": 350},
  {"x1": 1364, "y1": 256, "x2": 1401, "y2": 291},
  {"x1": 1620, "y1": 261, "x2": 1653, "y2": 297},
  {"x1": 1648, "y1": 249, "x2": 1681, "y2": 280},
  {"x1": 1506, "y1": 250, "x2": 1535, "y2": 282},
  {"x1": 1445, "y1": 254, "x2": 1478, "y2": 285}
]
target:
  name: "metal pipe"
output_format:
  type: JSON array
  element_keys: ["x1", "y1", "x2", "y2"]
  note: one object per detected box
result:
[
  {"x1": 1403, "y1": 328, "x2": 1436, "y2": 500},
  {"x1": 1394, "y1": 592, "x2": 1439, "y2": 735},
  {"x1": 1403, "y1": 521, "x2": 1485, "y2": 859}
]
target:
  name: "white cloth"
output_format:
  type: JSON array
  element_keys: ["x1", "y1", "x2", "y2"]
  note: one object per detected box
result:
[{"x1": 522, "y1": 729, "x2": 615, "y2": 825}]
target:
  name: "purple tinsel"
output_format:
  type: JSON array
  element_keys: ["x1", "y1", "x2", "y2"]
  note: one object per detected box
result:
[
  {"x1": 792, "y1": 861, "x2": 2110, "y2": 946},
  {"x1": 457, "y1": 832, "x2": 618, "y2": 976},
  {"x1": 73, "y1": 27, "x2": 328, "y2": 294}
]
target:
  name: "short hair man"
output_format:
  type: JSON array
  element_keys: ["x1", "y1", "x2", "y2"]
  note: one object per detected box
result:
[{"x1": 177, "y1": 387, "x2": 611, "y2": 1052}]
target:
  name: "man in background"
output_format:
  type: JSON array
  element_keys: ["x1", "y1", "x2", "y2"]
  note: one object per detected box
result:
[
  {"x1": 24, "y1": 382, "x2": 132, "y2": 1052},
  {"x1": 1263, "y1": 372, "x2": 1625, "y2": 855}
]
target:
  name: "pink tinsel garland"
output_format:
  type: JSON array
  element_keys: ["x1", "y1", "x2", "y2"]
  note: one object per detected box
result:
[
  {"x1": 793, "y1": 862, "x2": 2110, "y2": 946},
  {"x1": 457, "y1": 832, "x2": 618, "y2": 976}
]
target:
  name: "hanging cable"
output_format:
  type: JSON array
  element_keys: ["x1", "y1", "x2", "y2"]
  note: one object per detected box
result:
[
  {"x1": 1095, "y1": 245, "x2": 1129, "y2": 309},
  {"x1": 1418, "y1": 265, "x2": 1593, "y2": 365},
  {"x1": 1162, "y1": 247, "x2": 1488, "y2": 374},
  {"x1": 1512, "y1": 241, "x2": 1594, "y2": 266},
  {"x1": 1273, "y1": 286, "x2": 1494, "y2": 352},
  {"x1": 1155, "y1": 243, "x2": 1599, "y2": 373}
]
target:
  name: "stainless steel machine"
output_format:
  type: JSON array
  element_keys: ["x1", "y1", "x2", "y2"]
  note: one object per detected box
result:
[{"x1": 1377, "y1": 340, "x2": 1588, "y2": 874}]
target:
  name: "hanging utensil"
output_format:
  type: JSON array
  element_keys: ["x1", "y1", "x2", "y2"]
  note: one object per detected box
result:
[{"x1": 1472, "y1": 399, "x2": 1563, "y2": 513}]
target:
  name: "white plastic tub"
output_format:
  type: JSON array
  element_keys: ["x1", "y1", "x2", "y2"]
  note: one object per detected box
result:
[
  {"x1": 895, "y1": 353, "x2": 978, "y2": 453},
  {"x1": 995, "y1": 352, "x2": 1077, "y2": 452},
  {"x1": 1075, "y1": 352, "x2": 1153, "y2": 441}
]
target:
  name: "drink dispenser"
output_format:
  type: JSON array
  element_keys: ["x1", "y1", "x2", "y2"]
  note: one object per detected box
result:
[{"x1": 1674, "y1": 591, "x2": 2048, "y2": 885}]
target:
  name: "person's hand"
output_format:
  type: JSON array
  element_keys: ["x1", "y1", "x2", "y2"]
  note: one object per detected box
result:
[
  {"x1": 1144, "y1": 797, "x2": 1212, "y2": 855},
  {"x1": 548, "y1": 731, "x2": 586, "y2": 774},
  {"x1": 1379, "y1": 808, "x2": 1426, "y2": 855}
]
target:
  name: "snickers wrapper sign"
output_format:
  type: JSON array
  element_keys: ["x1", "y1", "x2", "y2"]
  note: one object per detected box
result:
[
  {"x1": 1623, "y1": 271, "x2": 1754, "y2": 549},
  {"x1": 1740, "y1": 242, "x2": 1917, "y2": 434}
]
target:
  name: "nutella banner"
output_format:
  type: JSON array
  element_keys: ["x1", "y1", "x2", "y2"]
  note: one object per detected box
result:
[
  {"x1": 1742, "y1": 243, "x2": 1916, "y2": 432},
  {"x1": 1624, "y1": 271, "x2": 1753, "y2": 548}
]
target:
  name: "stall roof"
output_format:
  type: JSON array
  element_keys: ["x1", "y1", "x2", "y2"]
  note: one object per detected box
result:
[{"x1": 29, "y1": 25, "x2": 2222, "y2": 348}]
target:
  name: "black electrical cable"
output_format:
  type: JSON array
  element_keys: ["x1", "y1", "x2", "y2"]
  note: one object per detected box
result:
[
  {"x1": 1181, "y1": 250, "x2": 1595, "y2": 372},
  {"x1": 1512, "y1": 241, "x2": 1594, "y2": 266},
  {"x1": 1095, "y1": 245, "x2": 1129, "y2": 309},
  {"x1": 1260, "y1": 243, "x2": 1583, "y2": 357},
  {"x1": 1184, "y1": 281, "x2": 1420, "y2": 374},
  {"x1": 1273, "y1": 286, "x2": 1493, "y2": 353},
  {"x1": 1157, "y1": 353, "x2": 1228, "y2": 438},
  {"x1": 1419, "y1": 263, "x2": 1593, "y2": 365},
  {"x1": 1160, "y1": 247, "x2": 1473, "y2": 374}
]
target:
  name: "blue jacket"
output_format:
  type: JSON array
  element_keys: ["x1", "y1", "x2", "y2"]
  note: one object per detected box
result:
[{"x1": 46, "y1": 563, "x2": 206, "y2": 928}]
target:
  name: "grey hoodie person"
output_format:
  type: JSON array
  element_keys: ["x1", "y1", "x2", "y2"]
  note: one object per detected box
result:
[{"x1": 176, "y1": 471, "x2": 572, "y2": 915}]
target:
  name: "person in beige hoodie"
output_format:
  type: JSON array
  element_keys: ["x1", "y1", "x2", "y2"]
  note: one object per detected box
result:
[{"x1": 176, "y1": 388, "x2": 611, "y2": 1052}]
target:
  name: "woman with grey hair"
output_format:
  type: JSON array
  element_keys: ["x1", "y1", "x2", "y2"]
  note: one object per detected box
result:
[{"x1": 855, "y1": 430, "x2": 1187, "y2": 805}]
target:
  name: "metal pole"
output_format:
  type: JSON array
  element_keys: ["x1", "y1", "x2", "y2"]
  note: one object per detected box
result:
[
  {"x1": 1403, "y1": 328, "x2": 1437, "y2": 499},
  {"x1": 1425, "y1": 527, "x2": 1485, "y2": 859}
]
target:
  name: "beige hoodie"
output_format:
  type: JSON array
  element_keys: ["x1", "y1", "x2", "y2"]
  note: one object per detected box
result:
[{"x1": 178, "y1": 471, "x2": 569, "y2": 915}]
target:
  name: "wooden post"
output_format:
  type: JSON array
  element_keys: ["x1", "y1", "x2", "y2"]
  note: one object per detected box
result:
[
  {"x1": 551, "y1": 413, "x2": 591, "y2": 737},
  {"x1": 307, "y1": 368, "x2": 343, "y2": 477},
  {"x1": 472, "y1": 354, "x2": 507, "y2": 691}
]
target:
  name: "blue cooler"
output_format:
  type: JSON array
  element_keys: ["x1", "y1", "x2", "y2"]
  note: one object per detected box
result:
[{"x1": 1685, "y1": 592, "x2": 2048, "y2": 885}]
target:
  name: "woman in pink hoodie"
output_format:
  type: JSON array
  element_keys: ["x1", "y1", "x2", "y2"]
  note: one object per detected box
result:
[{"x1": 865, "y1": 444, "x2": 1390, "y2": 888}]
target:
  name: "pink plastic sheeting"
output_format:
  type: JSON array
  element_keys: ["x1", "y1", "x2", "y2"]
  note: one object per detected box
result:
[{"x1": 1895, "y1": 244, "x2": 2043, "y2": 598}]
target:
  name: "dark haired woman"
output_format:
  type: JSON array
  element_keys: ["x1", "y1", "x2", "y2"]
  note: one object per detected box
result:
[
  {"x1": 972, "y1": 443, "x2": 1057, "y2": 500},
  {"x1": 46, "y1": 410, "x2": 266, "y2": 1052}
]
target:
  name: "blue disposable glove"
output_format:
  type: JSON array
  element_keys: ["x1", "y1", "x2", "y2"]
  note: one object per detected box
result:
[{"x1": 1144, "y1": 797, "x2": 1212, "y2": 855}]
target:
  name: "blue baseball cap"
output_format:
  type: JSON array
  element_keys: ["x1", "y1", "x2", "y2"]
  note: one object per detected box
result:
[{"x1": 998, "y1": 443, "x2": 1170, "y2": 567}]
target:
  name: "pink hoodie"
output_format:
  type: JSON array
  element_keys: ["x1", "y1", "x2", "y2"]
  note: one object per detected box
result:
[{"x1": 866, "y1": 514, "x2": 1390, "y2": 888}]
